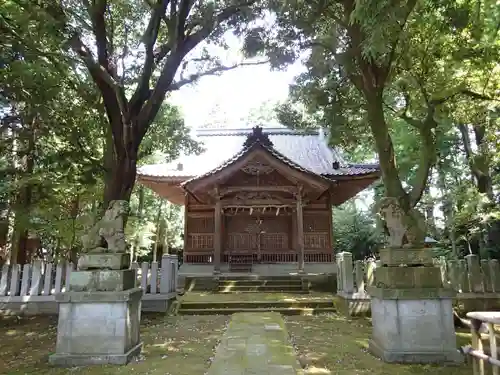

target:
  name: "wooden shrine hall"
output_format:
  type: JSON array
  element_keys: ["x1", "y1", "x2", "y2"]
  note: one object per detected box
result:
[{"x1": 137, "y1": 126, "x2": 380, "y2": 276}]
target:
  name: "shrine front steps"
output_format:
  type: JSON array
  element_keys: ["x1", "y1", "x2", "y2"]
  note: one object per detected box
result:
[
  {"x1": 218, "y1": 278, "x2": 305, "y2": 293},
  {"x1": 177, "y1": 300, "x2": 337, "y2": 316}
]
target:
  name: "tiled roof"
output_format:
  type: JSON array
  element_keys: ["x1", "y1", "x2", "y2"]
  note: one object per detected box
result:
[{"x1": 137, "y1": 126, "x2": 379, "y2": 179}]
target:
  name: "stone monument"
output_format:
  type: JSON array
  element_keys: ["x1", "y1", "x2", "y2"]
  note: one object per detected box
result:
[
  {"x1": 368, "y1": 197, "x2": 463, "y2": 364},
  {"x1": 49, "y1": 200, "x2": 143, "y2": 366}
]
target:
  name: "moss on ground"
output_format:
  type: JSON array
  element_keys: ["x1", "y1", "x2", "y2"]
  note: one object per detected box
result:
[
  {"x1": 0, "y1": 312, "x2": 476, "y2": 375},
  {"x1": 285, "y1": 314, "x2": 472, "y2": 375},
  {"x1": 0, "y1": 314, "x2": 229, "y2": 375}
]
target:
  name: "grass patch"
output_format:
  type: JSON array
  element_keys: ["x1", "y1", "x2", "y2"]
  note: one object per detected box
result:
[
  {"x1": 0, "y1": 314, "x2": 229, "y2": 375},
  {"x1": 285, "y1": 314, "x2": 472, "y2": 375},
  {"x1": 180, "y1": 292, "x2": 335, "y2": 302}
]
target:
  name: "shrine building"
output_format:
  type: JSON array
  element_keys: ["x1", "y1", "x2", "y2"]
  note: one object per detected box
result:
[{"x1": 137, "y1": 126, "x2": 380, "y2": 276}]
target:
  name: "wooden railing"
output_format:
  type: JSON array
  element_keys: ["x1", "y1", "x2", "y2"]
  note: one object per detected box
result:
[
  {"x1": 186, "y1": 251, "x2": 333, "y2": 264},
  {"x1": 184, "y1": 252, "x2": 213, "y2": 264},
  {"x1": 305, "y1": 253, "x2": 333, "y2": 262},
  {"x1": 462, "y1": 312, "x2": 500, "y2": 375}
]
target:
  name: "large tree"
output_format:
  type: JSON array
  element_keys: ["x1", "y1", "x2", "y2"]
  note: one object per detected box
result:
[
  {"x1": 7, "y1": 0, "x2": 278, "y2": 210},
  {"x1": 269, "y1": 0, "x2": 499, "y2": 246}
]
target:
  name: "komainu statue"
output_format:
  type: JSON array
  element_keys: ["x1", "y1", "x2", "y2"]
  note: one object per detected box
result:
[
  {"x1": 377, "y1": 197, "x2": 425, "y2": 247},
  {"x1": 81, "y1": 200, "x2": 129, "y2": 253}
]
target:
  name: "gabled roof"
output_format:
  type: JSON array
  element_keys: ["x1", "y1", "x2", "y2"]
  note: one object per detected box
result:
[
  {"x1": 182, "y1": 127, "x2": 334, "y2": 192},
  {"x1": 137, "y1": 125, "x2": 380, "y2": 180}
]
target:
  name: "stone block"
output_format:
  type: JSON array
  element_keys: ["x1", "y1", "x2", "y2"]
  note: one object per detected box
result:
[
  {"x1": 78, "y1": 252, "x2": 130, "y2": 270},
  {"x1": 379, "y1": 248, "x2": 434, "y2": 266},
  {"x1": 49, "y1": 288, "x2": 142, "y2": 367},
  {"x1": 374, "y1": 266, "x2": 442, "y2": 289},
  {"x1": 367, "y1": 286, "x2": 456, "y2": 300},
  {"x1": 69, "y1": 269, "x2": 136, "y2": 292},
  {"x1": 336, "y1": 292, "x2": 371, "y2": 317},
  {"x1": 369, "y1": 297, "x2": 463, "y2": 364}
]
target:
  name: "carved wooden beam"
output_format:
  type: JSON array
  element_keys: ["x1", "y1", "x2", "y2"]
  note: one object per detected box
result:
[{"x1": 219, "y1": 185, "x2": 297, "y2": 196}]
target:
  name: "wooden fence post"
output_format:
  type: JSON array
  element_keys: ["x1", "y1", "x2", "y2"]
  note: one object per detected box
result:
[
  {"x1": 140, "y1": 262, "x2": 149, "y2": 292},
  {"x1": 20, "y1": 263, "x2": 31, "y2": 296},
  {"x1": 336, "y1": 252, "x2": 344, "y2": 293},
  {"x1": 0, "y1": 264, "x2": 9, "y2": 296},
  {"x1": 466, "y1": 254, "x2": 484, "y2": 293},
  {"x1": 150, "y1": 261, "x2": 158, "y2": 294},
  {"x1": 337, "y1": 252, "x2": 354, "y2": 294},
  {"x1": 43, "y1": 262, "x2": 53, "y2": 295},
  {"x1": 160, "y1": 254, "x2": 171, "y2": 294},
  {"x1": 30, "y1": 260, "x2": 43, "y2": 296},
  {"x1": 365, "y1": 260, "x2": 376, "y2": 290},
  {"x1": 482, "y1": 260, "x2": 493, "y2": 292},
  {"x1": 9, "y1": 264, "x2": 21, "y2": 296},
  {"x1": 490, "y1": 260, "x2": 500, "y2": 293},
  {"x1": 354, "y1": 260, "x2": 364, "y2": 293}
]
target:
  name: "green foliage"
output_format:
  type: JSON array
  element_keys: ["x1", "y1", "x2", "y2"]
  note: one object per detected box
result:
[{"x1": 332, "y1": 202, "x2": 384, "y2": 260}]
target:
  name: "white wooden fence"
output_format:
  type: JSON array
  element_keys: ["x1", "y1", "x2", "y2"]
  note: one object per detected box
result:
[{"x1": 0, "y1": 254, "x2": 178, "y2": 314}]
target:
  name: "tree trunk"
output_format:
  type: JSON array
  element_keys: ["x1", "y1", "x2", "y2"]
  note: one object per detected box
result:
[
  {"x1": 10, "y1": 118, "x2": 36, "y2": 264},
  {"x1": 366, "y1": 95, "x2": 426, "y2": 245},
  {"x1": 102, "y1": 149, "x2": 138, "y2": 222}
]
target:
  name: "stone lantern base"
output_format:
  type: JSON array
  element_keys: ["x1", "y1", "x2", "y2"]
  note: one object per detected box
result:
[{"x1": 368, "y1": 248, "x2": 463, "y2": 364}]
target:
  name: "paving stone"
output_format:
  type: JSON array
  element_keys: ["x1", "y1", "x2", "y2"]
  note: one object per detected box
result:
[{"x1": 207, "y1": 312, "x2": 302, "y2": 375}]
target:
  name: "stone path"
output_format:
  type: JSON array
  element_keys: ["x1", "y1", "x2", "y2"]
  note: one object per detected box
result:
[{"x1": 206, "y1": 312, "x2": 303, "y2": 375}]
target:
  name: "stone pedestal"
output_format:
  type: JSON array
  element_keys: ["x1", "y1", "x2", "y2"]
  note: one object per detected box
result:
[
  {"x1": 368, "y1": 248, "x2": 463, "y2": 364},
  {"x1": 49, "y1": 252, "x2": 142, "y2": 367}
]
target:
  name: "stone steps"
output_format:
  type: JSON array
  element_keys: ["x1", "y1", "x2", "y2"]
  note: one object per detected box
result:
[
  {"x1": 217, "y1": 276, "x2": 306, "y2": 293},
  {"x1": 177, "y1": 300, "x2": 336, "y2": 315},
  {"x1": 219, "y1": 279, "x2": 303, "y2": 287},
  {"x1": 218, "y1": 285, "x2": 304, "y2": 293},
  {"x1": 178, "y1": 306, "x2": 337, "y2": 316}
]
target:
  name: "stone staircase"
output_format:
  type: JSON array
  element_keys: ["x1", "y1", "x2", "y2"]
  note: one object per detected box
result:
[
  {"x1": 176, "y1": 275, "x2": 337, "y2": 315},
  {"x1": 177, "y1": 298, "x2": 337, "y2": 315},
  {"x1": 217, "y1": 276, "x2": 305, "y2": 293}
]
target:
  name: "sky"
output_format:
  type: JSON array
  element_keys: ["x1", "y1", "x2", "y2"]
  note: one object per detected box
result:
[
  {"x1": 168, "y1": 61, "x2": 306, "y2": 129},
  {"x1": 166, "y1": 28, "x2": 307, "y2": 130}
]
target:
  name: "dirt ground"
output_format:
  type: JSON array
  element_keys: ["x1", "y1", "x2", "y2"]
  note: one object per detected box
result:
[
  {"x1": 285, "y1": 314, "x2": 473, "y2": 375},
  {"x1": 0, "y1": 314, "x2": 229, "y2": 375},
  {"x1": 0, "y1": 313, "x2": 475, "y2": 375}
]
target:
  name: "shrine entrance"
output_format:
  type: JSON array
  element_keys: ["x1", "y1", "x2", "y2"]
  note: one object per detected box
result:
[{"x1": 224, "y1": 206, "x2": 294, "y2": 272}]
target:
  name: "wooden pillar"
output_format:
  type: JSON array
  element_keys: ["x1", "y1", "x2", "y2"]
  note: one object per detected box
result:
[
  {"x1": 213, "y1": 188, "x2": 222, "y2": 274},
  {"x1": 296, "y1": 187, "x2": 305, "y2": 273},
  {"x1": 183, "y1": 193, "x2": 188, "y2": 264},
  {"x1": 327, "y1": 190, "x2": 334, "y2": 258}
]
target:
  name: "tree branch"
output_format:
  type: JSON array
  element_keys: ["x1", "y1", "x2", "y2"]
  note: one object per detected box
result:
[
  {"x1": 408, "y1": 124, "x2": 436, "y2": 207},
  {"x1": 430, "y1": 88, "x2": 499, "y2": 106},
  {"x1": 380, "y1": 0, "x2": 417, "y2": 82},
  {"x1": 170, "y1": 60, "x2": 270, "y2": 90},
  {"x1": 136, "y1": 0, "x2": 260, "y2": 140},
  {"x1": 129, "y1": 0, "x2": 171, "y2": 115}
]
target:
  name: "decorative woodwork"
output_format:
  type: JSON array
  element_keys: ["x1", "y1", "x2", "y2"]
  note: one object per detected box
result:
[
  {"x1": 241, "y1": 160, "x2": 274, "y2": 175},
  {"x1": 188, "y1": 234, "x2": 214, "y2": 250},
  {"x1": 224, "y1": 168, "x2": 293, "y2": 188},
  {"x1": 242, "y1": 126, "x2": 273, "y2": 148}
]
